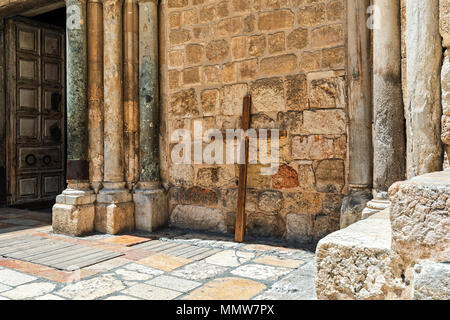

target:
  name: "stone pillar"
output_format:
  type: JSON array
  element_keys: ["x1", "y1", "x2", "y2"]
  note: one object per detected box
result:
[
  {"x1": 340, "y1": 0, "x2": 373, "y2": 228},
  {"x1": 53, "y1": 0, "x2": 96, "y2": 236},
  {"x1": 96, "y1": 0, "x2": 134, "y2": 234},
  {"x1": 363, "y1": 0, "x2": 406, "y2": 218},
  {"x1": 440, "y1": 0, "x2": 450, "y2": 169},
  {"x1": 87, "y1": 0, "x2": 104, "y2": 193},
  {"x1": 405, "y1": 0, "x2": 443, "y2": 178},
  {"x1": 133, "y1": 0, "x2": 168, "y2": 232},
  {"x1": 124, "y1": 0, "x2": 139, "y2": 190}
]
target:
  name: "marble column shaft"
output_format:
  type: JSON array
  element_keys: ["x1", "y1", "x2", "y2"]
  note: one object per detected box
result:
[
  {"x1": 52, "y1": 0, "x2": 95, "y2": 236},
  {"x1": 340, "y1": 0, "x2": 373, "y2": 228},
  {"x1": 139, "y1": 0, "x2": 160, "y2": 184},
  {"x1": 103, "y1": 0, "x2": 125, "y2": 186},
  {"x1": 124, "y1": 0, "x2": 139, "y2": 190},
  {"x1": 96, "y1": 0, "x2": 134, "y2": 234},
  {"x1": 133, "y1": 0, "x2": 168, "y2": 232},
  {"x1": 373, "y1": 0, "x2": 406, "y2": 196},
  {"x1": 66, "y1": 0, "x2": 90, "y2": 183},
  {"x1": 87, "y1": 0, "x2": 104, "y2": 193},
  {"x1": 405, "y1": 0, "x2": 443, "y2": 178}
]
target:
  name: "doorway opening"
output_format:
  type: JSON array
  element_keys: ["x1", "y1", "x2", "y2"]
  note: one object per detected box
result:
[{"x1": 1, "y1": 6, "x2": 66, "y2": 212}]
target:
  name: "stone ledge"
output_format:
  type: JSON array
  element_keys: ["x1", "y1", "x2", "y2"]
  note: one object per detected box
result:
[
  {"x1": 388, "y1": 171, "x2": 450, "y2": 264},
  {"x1": 316, "y1": 209, "x2": 409, "y2": 300},
  {"x1": 413, "y1": 260, "x2": 450, "y2": 300}
]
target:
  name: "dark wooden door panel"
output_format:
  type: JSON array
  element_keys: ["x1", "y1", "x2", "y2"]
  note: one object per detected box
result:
[{"x1": 6, "y1": 17, "x2": 65, "y2": 205}]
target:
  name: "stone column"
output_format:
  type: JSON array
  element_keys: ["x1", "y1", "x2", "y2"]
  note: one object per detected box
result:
[
  {"x1": 87, "y1": 0, "x2": 104, "y2": 193},
  {"x1": 124, "y1": 0, "x2": 139, "y2": 190},
  {"x1": 133, "y1": 0, "x2": 168, "y2": 232},
  {"x1": 340, "y1": 0, "x2": 373, "y2": 228},
  {"x1": 440, "y1": 0, "x2": 450, "y2": 169},
  {"x1": 363, "y1": 0, "x2": 406, "y2": 218},
  {"x1": 405, "y1": 0, "x2": 443, "y2": 178},
  {"x1": 53, "y1": 0, "x2": 96, "y2": 236},
  {"x1": 96, "y1": 0, "x2": 134, "y2": 234}
]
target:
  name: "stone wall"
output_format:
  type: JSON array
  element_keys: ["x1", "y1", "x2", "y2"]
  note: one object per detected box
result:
[{"x1": 159, "y1": 0, "x2": 348, "y2": 241}]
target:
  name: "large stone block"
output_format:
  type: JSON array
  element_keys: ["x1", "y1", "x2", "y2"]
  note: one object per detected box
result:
[
  {"x1": 413, "y1": 260, "x2": 450, "y2": 300},
  {"x1": 389, "y1": 171, "x2": 450, "y2": 263},
  {"x1": 52, "y1": 203, "x2": 95, "y2": 237},
  {"x1": 133, "y1": 188, "x2": 168, "y2": 232},
  {"x1": 52, "y1": 189, "x2": 96, "y2": 236},
  {"x1": 316, "y1": 210, "x2": 409, "y2": 300},
  {"x1": 170, "y1": 205, "x2": 227, "y2": 233},
  {"x1": 95, "y1": 190, "x2": 135, "y2": 234}
]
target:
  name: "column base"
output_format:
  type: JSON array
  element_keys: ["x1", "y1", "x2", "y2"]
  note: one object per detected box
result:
[
  {"x1": 95, "y1": 187, "x2": 135, "y2": 234},
  {"x1": 133, "y1": 185, "x2": 167, "y2": 232},
  {"x1": 52, "y1": 188, "x2": 96, "y2": 236},
  {"x1": 340, "y1": 189, "x2": 372, "y2": 229},
  {"x1": 361, "y1": 199, "x2": 391, "y2": 219}
]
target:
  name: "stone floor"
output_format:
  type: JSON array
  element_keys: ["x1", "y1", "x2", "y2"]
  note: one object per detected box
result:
[{"x1": 0, "y1": 208, "x2": 317, "y2": 300}]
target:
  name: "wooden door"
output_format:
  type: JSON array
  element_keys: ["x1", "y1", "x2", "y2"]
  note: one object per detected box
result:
[{"x1": 5, "y1": 17, "x2": 65, "y2": 206}]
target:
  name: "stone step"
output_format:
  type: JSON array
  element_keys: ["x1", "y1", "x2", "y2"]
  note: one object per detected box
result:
[{"x1": 315, "y1": 209, "x2": 409, "y2": 300}]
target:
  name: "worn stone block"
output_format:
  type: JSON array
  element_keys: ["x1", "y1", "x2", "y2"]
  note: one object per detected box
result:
[
  {"x1": 316, "y1": 210, "x2": 409, "y2": 300},
  {"x1": 292, "y1": 135, "x2": 346, "y2": 160},
  {"x1": 237, "y1": 58, "x2": 258, "y2": 80},
  {"x1": 250, "y1": 77, "x2": 285, "y2": 112},
  {"x1": 218, "y1": 17, "x2": 243, "y2": 37},
  {"x1": 298, "y1": 51, "x2": 321, "y2": 73},
  {"x1": 185, "y1": 44, "x2": 204, "y2": 65},
  {"x1": 52, "y1": 202, "x2": 95, "y2": 237},
  {"x1": 283, "y1": 191, "x2": 322, "y2": 214},
  {"x1": 199, "y1": 5, "x2": 215, "y2": 22},
  {"x1": 309, "y1": 76, "x2": 345, "y2": 109},
  {"x1": 302, "y1": 109, "x2": 346, "y2": 135},
  {"x1": 413, "y1": 260, "x2": 450, "y2": 300},
  {"x1": 315, "y1": 159, "x2": 345, "y2": 193},
  {"x1": 326, "y1": 0, "x2": 344, "y2": 22},
  {"x1": 95, "y1": 190, "x2": 134, "y2": 234},
  {"x1": 169, "y1": 89, "x2": 198, "y2": 117},
  {"x1": 297, "y1": 3, "x2": 325, "y2": 27},
  {"x1": 272, "y1": 164, "x2": 299, "y2": 189},
  {"x1": 170, "y1": 205, "x2": 227, "y2": 233},
  {"x1": 388, "y1": 171, "x2": 450, "y2": 264},
  {"x1": 133, "y1": 188, "x2": 168, "y2": 232},
  {"x1": 286, "y1": 213, "x2": 313, "y2": 243},
  {"x1": 247, "y1": 212, "x2": 285, "y2": 237},
  {"x1": 260, "y1": 54, "x2": 297, "y2": 76},
  {"x1": 231, "y1": 36, "x2": 247, "y2": 60},
  {"x1": 268, "y1": 32, "x2": 285, "y2": 53},
  {"x1": 220, "y1": 83, "x2": 248, "y2": 116},
  {"x1": 248, "y1": 34, "x2": 266, "y2": 56},
  {"x1": 285, "y1": 74, "x2": 308, "y2": 111},
  {"x1": 311, "y1": 24, "x2": 344, "y2": 48},
  {"x1": 169, "y1": 29, "x2": 191, "y2": 46},
  {"x1": 206, "y1": 40, "x2": 230, "y2": 62},
  {"x1": 257, "y1": 9, "x2": 294, "y2": 30}
]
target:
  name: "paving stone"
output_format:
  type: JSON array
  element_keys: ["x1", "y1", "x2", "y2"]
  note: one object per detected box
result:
[
  {"x1": 0, "y1": 268, "x2": 37, "y2": 286},
  {"x1": 171, "y1": 261, "x2": 229, "y2": 281},
  {"x1": 0, "y1": 283, "x2": 12, "y2": 293},
  {"x1": 253, "y1": 261, "x2": 317, "y2": 300},
  {"x1": 182, "y1": 277, "x2": 266, "y2": 300},
  {"x1": 2, "y1": 282, "x2": 56, "y2": 299},
  {"x1": 253, "y1": 256, "x2": 304, "y2": 269},
  {"x1": 84, "y1": 257, "x2": 131, "y2": 272},
  {"x1": 137, "y1": 253, "x2": 192, "y2": 271},
  {"x1": 147, "y1": 275, "x2": 201, "y2": 292},
  {"x1": 103, "y1": 295, "x2": 140, "y2": 300},
  {"x1": 55, "y1": 274, "x2": 125, "y2": 300},
  {"x1": 0, "y1": 296, "x2": 10, "y2": 300},
  {"x1": 231, "y1": 264, "x2": 292, "y2": 281},
  {"x1": 35, "y1": 294, "x2": 66, "y2": 300},
  {"x1": 121, "y1": 263, "x2": 164, "y2": 276},
  {"x1": 205, "y1": 250, "x2": 254, "y2": 267},
  {"x1": 122, "y1": 283, "x2": 181, "y2": 300},
  {"x1": 100, "y1": 235, "x2": 151, "y2": 247}
]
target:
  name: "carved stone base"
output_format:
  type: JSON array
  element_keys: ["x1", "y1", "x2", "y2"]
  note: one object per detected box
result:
[
  {"x1": 95, "y1": 188, "x2": 135, "y2": 234},
  {"x1": 133, "y1": 185, "x2": 167, "y2": 232},
  {"x1": 52, "y1": 188, "x2": 96, "y2": 236},
  {"x1": 361, "y1": 199, "x2": 391, "y2": 220}
]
